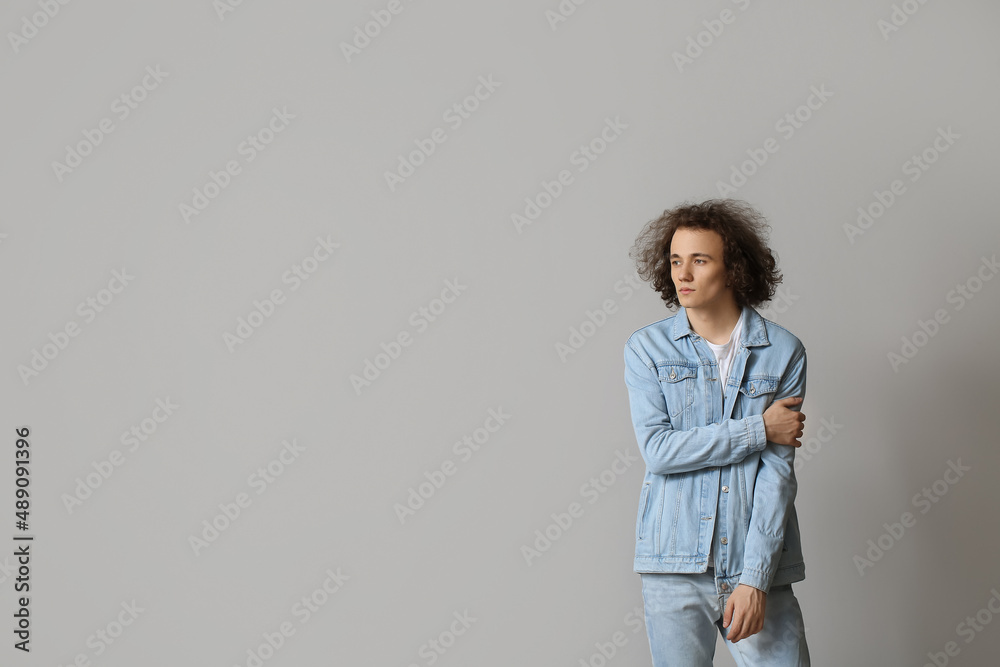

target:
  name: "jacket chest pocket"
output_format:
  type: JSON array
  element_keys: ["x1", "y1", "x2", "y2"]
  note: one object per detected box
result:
[
  {"x1": 655, "y1": 361, "x2": 698, "y2": 420},
  {"x1": 737, "y1": 375, "x2": 780, "y2": 414}
]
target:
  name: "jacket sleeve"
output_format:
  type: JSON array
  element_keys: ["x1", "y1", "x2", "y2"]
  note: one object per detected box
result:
[
  {"x1": 738, "y1": 344, "x2": 806, "y2": 593},
  {"x1": 624, "y1": 341, "x2": 768, "y2": 476}
]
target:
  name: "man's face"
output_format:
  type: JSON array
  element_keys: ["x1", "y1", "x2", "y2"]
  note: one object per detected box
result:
[{"x1": 669, "y1": 227, "x2": 732, "y2": 311}]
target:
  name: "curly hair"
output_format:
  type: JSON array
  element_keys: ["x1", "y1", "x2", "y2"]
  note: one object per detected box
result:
[{"x1": 629, "y1": 198, "x2": 782, "y2": 310}]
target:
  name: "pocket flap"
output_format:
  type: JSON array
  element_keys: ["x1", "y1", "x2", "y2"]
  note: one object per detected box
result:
[
  {"x1": 655, "y1": 362, "x2": 697, "y2": 383},
  {"x1": 739, "y1": 376, "x2": 779, "y2": 396}
]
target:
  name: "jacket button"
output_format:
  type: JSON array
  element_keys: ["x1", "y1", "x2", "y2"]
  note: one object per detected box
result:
[
  {"x1": 669, "y1": 370, "x2": 676, "y2": 379},
  {"x1": 722, "y1": 486, "x2": 729, "y2": 493},
  {"x1": 750, "y1": 386, "x2": 756, "y2": 395},
  {"x1": 721, "y1": 537, "x2": 728, "y2": 545}
]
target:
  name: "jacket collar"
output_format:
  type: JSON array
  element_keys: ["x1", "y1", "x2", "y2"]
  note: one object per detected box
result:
[{"x1": 671, "y1": 303, "x2": 769, "y2": 347}]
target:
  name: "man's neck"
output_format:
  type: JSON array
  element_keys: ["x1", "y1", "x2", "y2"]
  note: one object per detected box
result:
[{"x1": 686, "y1": 302, "x2": 743, "y2": 345}]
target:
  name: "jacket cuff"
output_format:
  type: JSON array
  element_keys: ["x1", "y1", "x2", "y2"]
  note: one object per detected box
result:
[
  {"x1": 747, "y1": 414, "x2": 767, "y2": 454},
  {"x1": 738, "y1": 566, "x2": 773, "y2": 594}
]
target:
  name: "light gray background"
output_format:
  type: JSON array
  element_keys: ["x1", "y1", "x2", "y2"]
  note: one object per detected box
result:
[{"x1": 2, "y1": 0, "x2": 999, "y2": 665}]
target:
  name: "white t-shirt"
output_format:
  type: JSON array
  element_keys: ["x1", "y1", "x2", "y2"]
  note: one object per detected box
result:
[
  {"x1": 702, "y1": 310, "x2": 744, "y2": 569},
  {"x1": 705, "y1": 310, "x2": 744, "y2": 401}
]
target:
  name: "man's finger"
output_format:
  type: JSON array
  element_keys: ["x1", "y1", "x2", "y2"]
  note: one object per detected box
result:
[{"x1": 727, "y1": 605, "x2": 743, "y2": 641}]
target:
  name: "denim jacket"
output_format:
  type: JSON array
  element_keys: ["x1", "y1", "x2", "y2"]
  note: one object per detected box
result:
[{"x1": 623, "y1": 304, "x2": 806, "y2": 593}]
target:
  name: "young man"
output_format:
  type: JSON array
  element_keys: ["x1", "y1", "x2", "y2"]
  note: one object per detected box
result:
[{"x1": 623, "y1": 199, "x2": 810, "y2": 666}]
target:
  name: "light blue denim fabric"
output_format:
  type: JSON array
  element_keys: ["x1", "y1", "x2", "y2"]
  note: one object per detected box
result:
[
  {"x1": 640, "y1": 570, "x2": 810, "y2": 666},
  {"x1": 623, "y1": 304, "x2": 807, "y2": 593}
]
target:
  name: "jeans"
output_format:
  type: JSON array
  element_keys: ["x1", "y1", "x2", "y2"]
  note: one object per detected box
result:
[{"x1": 640, "y1": 571, "x2": 810, "y2": 666}]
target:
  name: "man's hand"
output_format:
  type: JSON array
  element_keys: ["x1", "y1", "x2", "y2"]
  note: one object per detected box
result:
[
  {"x1": 762, "y1": 396, "x2": 806, "y2": 447},
  {"x1": 722, "y1": 583, "x2": 766, "y2": 642}
]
